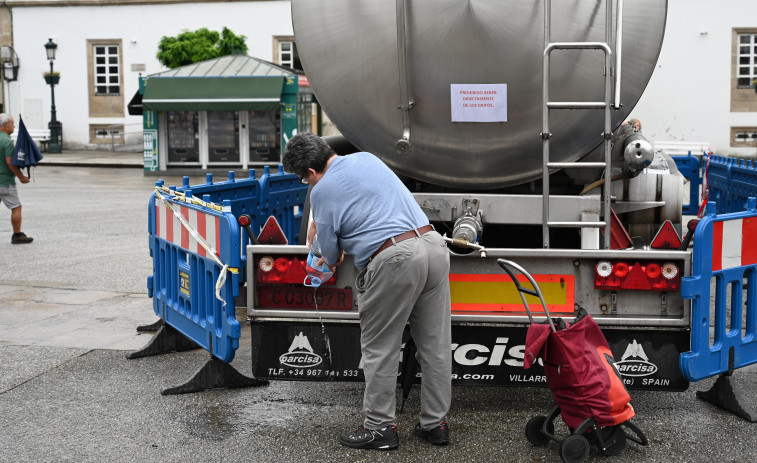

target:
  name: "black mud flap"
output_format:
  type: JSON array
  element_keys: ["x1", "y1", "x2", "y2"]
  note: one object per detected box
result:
[
  {"x1": 251, "y1": 321, "x2": 365, "y2": 381},
  {"x1": 250, "y1": 321, "x2": 690, "y2": 391}
]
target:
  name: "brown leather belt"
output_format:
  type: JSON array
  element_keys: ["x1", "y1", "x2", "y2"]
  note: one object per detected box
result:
[{"x1": 371, "y1": 224, "x2": 434, "y2": 260}]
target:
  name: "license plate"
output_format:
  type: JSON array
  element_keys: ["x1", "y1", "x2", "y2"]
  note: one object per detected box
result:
[{"x1": 257, "y1": 286, "x2": 353, "y2": 311}]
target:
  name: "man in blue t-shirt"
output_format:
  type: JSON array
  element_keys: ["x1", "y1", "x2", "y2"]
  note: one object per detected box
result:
[
  {"x1": 283, "y1": 132, "x2": 452, "y2": 450},
  {"x1": 0, "y1": 113, "x2": 33, "y2": 244}
]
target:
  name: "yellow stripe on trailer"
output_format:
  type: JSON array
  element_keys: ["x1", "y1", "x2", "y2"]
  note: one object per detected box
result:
[{"x1": 449, "y1": 273, "x2": 574, "y2": 314}]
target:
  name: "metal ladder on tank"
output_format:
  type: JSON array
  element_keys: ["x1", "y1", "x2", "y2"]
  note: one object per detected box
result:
[{"x1": 541, "y1": 0, "x2": 624, "y2": 249}]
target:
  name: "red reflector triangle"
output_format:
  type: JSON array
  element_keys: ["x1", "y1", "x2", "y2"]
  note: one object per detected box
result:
[
  {"x1": 281, "y1": 257, "x2": 307, "y2": 283},
  {"x1": 257, "y1": 216, "x2": 289, "y2": 245},
  {"x1": 650, "y1": 220, "x2": 682, "y2": 249},
  {"x1": 601, "y1": 209, "x2": 632, "y2": 249},
  {"x1": 622, "y1": 263, "x2": 652, "y2": 290}
]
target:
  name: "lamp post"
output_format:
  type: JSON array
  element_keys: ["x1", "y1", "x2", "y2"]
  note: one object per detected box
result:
[{"x1": 44, "y1": 38, "x2": 62, "y2": 153}]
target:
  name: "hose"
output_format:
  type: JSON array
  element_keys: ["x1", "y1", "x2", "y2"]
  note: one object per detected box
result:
[{"x1": 579, "y1": 173, "x2": 627, "y2": 196}]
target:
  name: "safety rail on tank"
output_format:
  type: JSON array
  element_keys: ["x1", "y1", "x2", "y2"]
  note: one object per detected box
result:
[
  {"x1": 131, "y1": 166, "x2": 307, "y2": 394},
  {"x1": 541, "y1": 0, "x2": 616, "y2": 249}
]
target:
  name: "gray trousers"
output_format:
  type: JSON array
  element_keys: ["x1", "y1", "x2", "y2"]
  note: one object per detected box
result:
[{"x1": 355, "y1": 230, "x2": 452, "y2": 430}]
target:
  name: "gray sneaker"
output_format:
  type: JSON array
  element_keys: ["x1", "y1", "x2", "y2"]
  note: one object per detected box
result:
[{"x1": 11, "y1": 232, "x2": 33, "y2": 244}]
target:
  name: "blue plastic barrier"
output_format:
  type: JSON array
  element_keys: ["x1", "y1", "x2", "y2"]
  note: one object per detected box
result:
[
  {"x1": 671, "y1": 152, "x2": 702, "y2": 215},
  {"x1": 173, "y1": 171, "x2": 263, "y2": 234},
  {"x1": 679, "y1": 199, "x2": 757, "y2": 381},
  {"x1": 147, "y1": 193, "x2": 242, "y2": 362},
  {"x1": 146, "y1": 167, "x2": 308, "y2": 363}
]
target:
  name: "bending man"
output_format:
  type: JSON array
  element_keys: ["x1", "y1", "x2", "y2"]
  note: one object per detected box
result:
[{"x1": 283, "y1": 132, "x2": 451, "y2": 450}]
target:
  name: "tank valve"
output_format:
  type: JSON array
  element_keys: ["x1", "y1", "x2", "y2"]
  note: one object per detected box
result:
[
  {"x1": 453, "y1": 214, "x2": 482, "y2": 244},
  {"x1": 622, "y1": 135, "x2": 654, "y2": 172}
]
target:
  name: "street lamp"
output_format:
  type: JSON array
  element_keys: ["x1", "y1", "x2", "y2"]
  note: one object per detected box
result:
[{"x1": 44, "y1": 38, "x2": 62, "y2": 153}]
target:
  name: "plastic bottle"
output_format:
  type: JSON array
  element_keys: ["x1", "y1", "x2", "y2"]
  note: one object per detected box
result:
[{"x1": 304, "y1": 234, "x2": 334, "y2": 288}]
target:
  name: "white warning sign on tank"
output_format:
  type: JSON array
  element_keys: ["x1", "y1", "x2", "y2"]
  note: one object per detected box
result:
[{"x1": 450, "y1": 83, "x2": 508, "y2": 123}]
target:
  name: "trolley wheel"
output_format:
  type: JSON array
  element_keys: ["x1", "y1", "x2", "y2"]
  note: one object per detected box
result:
[
  {"x1": 600, "y1": 425, "x2": 627, "y2": 456},
  {"x1": 560, "y1": 434, "x2": 590, "y2": 463},
  {"x1": 525, "y1": 415, "x2": 553, "y2": 446}
]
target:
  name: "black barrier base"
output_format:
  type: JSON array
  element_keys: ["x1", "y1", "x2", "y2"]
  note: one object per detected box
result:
[
  {"x1": 126, "y1": 323, "x2": 200, "y2": 360},
  {"x1": 696, "y1": 373, "x2": 757, "y2": 422},
  {"x1": 136, "y1": 319, "x2": 163, "y2": 332},
  {"x1": 161, "y1": 356, "x2": 268, "y2": 395}
]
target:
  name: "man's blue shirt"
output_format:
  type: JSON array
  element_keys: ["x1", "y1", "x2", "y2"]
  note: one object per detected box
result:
[{"x1": 310, "y1": 152, "x2": 429, "y2": 270}]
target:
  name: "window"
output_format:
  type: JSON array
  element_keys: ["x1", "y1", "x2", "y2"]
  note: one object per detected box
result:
[
  {"x1": 94, "y1": 45, "x2": 121, "y2": 95},
  {"x1": 731, "y1": 29, "x2": 757, "y2": 112},
  {"x1": 249, "y1": 110, "x2": 280, "y2": 163},
  {"x1": 737, "y1": 34, "x2": 757, "y2": 88},
  {"x1": 731, "y1": 126, "x2": 757, "y2": 147},
  {"x1": 87, "y1": 39, "x2": 124, "y2": 118},
  {"x1": 297, "y1": 93, "x2": 313, "y2": 134},
  {"x1": 274, "y1": 37, "x2": 303, "y2": 71},
  {"x1": 89, "y1": 124, "x2": 124, "y2": 144}
]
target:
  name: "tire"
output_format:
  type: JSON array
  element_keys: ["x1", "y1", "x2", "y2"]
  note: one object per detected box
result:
[
  {"x1": 560, "y1": 434, "x2": 590, "y2": 463},
  {"x1": 600, "y1": 425, "x2": 627, "y2": 456},
  {"x1": 525, "y1": 415, "x2": 552, "y2": 446}
]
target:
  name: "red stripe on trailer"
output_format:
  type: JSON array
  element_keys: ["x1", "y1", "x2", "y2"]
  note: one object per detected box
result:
[
  {"x1": 742, "y1": 218, "x2": 757, "y2": 266},
  {"x1": 181, "y1": 206, "x2": 190, "y2": 249},
  {"x1": 712, "y1": 221, "x2": 723, "y2": 271},
  {"x1": 196, "y1": 211, "x2": 207, "y2": 257}
]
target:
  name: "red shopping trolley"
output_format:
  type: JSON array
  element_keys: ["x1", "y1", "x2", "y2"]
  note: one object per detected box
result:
[{"x1": 497, "y1": 259, "x2": 647, "y2": 463}]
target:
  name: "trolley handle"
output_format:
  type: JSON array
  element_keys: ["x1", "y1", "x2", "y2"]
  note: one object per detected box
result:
[{"x1": 497, "y1": 258, "x2": 557, "y2": 333}]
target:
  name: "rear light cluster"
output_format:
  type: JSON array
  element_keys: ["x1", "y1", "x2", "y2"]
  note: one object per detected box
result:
[
  {"x1": 594, "y1": 260, "x2": 680, "y2": 292},
  {"x1": 257, "y1": 255, "x2": 335, "y2": 285}
]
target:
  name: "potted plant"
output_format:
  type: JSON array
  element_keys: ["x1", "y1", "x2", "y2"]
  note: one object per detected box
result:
[{"x1": 44, "y1": 71, "x2": 60, "y2": 85}]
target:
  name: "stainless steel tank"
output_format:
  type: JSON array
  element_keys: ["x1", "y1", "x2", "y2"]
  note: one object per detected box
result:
[{"x1": 292, "y1": 0, "x2": 667, "y2": 190}]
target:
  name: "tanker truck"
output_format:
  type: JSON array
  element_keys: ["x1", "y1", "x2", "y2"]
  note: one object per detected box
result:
[
  {"x1": 145, "y1": 0, "x2": 757, "y2": 417},
  {"x1": 246, "y1": 0, "x2": 697, "y2": 388}
]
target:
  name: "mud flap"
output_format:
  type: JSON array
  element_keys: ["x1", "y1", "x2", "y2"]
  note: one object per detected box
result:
[{"x1": 250, "y1": 321, "x2": 690, "y2": 391}]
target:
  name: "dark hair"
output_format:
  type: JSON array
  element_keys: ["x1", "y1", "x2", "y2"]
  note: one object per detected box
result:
[{"x1": 282, "y1": 132, "x2": 334, "y2": 177}]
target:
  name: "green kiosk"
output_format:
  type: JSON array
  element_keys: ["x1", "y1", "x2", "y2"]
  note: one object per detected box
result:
[{"x1": 137, "y1": 55, "x2": 320, "y2": 172}]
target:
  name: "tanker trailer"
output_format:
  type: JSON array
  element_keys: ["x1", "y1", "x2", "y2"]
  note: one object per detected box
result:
[{"x1": 245, "y1": 0, "x2": 756, "y2": 400}]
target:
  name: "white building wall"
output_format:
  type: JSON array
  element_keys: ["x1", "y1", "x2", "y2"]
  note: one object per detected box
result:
[
  {"x1": 7, "y1": 1, "x2": 293, "y2": 148},
  {"x1": 629, "y1": 0, "x2": 757, "y2": 158}
]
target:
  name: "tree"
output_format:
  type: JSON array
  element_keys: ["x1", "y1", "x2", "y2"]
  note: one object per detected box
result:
[{"x1": 156, "y1": 27, "x2": 248, "y2": 69}]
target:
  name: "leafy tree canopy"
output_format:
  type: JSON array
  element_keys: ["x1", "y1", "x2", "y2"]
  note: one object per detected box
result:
[{"x1": 157, "y1": 27, "x2": 248, "y2": 69}]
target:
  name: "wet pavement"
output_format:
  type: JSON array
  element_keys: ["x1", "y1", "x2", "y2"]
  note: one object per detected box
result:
[{"x1": 1, "y1": 158, "x2": 757, "y2": 462}]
